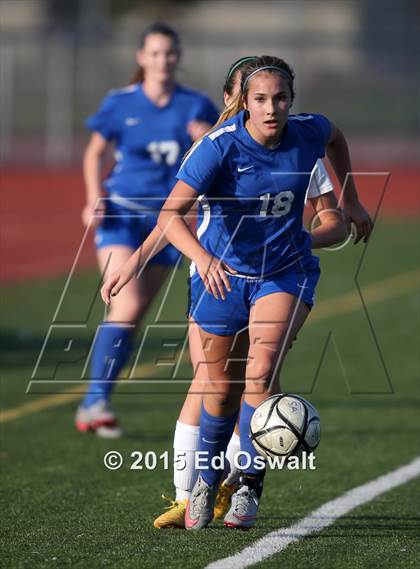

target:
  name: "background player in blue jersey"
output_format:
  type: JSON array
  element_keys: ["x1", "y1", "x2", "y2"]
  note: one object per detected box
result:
[
  {"x1": 157, "y1": 55, "x2": 373, "y2": 530},
  {"x1": 75, "y1": 23, "x2": 219, "y2": 437}
]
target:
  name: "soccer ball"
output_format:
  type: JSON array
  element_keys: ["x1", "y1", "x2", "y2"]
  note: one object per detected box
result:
[{"x1": 250, "y1": 394, "x2": 320, "y2": 458}]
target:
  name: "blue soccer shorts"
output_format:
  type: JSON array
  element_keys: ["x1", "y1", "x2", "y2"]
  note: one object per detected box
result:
[
  {"x1": 94, "y1": 198, "x2": 181, "y2": 266},
  {"x1": 188, "y1": 262, "x2": 321, "y2": 336}
]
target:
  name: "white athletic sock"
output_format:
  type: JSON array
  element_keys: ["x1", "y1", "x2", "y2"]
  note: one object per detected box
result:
[
  {"x1": 173, "y1": 421, "x2": 200, "y2": 502},
  {"x1": 224, "y1": 431, "x2": 241, "y2": 486}
]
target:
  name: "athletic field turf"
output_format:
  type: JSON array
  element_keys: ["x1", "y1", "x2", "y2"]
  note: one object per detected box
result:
[{"x1": 1, "y1": 219, "x2": 419, "y2": 568}]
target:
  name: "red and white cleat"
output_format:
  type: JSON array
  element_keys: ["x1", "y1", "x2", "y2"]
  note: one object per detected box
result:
[
  {"x1": 185, "y1": 474, "x2": 219, "y2": 530},
  {"x1": 75, "y1": 400, "x2": 123, "y2": 438},
  {"x1": 223, "y1": 484, "x2": 259, "y2": 530}
]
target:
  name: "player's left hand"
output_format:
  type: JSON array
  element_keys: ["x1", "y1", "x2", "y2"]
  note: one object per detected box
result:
[
  {"x1": 196, "y1": 252, "x2": 236, "y2": 300},
  {"x1": 101, "y1": 270, "x2": 132, "y2": 305},
  {"x1": 343, "y1": 200, "x2": 374, "y2": 244},
  {"x1": 187, "y1": 120, "x2": 212, "y2": 141},
  {"x1": 82, "y1": 202, "x2": 106, "y2": 228}
]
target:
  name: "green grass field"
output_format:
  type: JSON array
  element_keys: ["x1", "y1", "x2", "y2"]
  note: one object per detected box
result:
[{"x1": 1, "y1": 219, "x2": 419, "y2": 569}]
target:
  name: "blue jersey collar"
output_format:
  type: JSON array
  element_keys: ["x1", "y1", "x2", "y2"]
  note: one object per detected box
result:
[{"x1": 137, "y1": 82, "x2": 180, "y2": 111}]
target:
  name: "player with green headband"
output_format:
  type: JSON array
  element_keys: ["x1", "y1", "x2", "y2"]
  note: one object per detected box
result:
[{"x1": 102, "y1": 55, "x2": 339, "y2": 528}]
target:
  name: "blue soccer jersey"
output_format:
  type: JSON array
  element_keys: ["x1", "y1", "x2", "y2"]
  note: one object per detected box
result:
[
  {"x1": 177, "y1": 110, "x2": 331, "y2": 277},
  {"x1": 86, "y1": 83, "x2": 219, "y2": 209}
]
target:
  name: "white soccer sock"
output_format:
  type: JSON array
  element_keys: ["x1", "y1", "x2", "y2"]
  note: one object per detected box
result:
[
  {"x1": 173, "y1": 421, "x2": 200, "y2": 502},
  {"x1": 224, "y1": 431, "x2": 241, "y2": 486}
]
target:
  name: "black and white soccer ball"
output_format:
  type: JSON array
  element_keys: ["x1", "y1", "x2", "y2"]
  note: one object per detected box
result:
[{"x1": 250, "y1": 394, "x2": 321, "y2": 458}]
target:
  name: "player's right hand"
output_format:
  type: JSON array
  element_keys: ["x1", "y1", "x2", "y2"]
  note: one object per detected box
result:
[
  {"x1": 101, "y1": 270, "x2": 131, "y2": 305},
  {"x1": 82, "y1": 202, "x2": 106, "y2": 228},
  {"x1": 342, "y1": 200, "x2": 374, "y2": 244},
  {"x1": 196, "y1": 253, "x2": 236, "y2": 300}
]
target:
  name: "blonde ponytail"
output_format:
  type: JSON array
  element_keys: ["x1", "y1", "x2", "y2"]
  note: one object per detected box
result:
[
  {"x1": 185, "y1": 92, "x2": 244, "y2": 157},
  {"x1": 215, "y1": 92, "x2": 243, "y2": 127}
]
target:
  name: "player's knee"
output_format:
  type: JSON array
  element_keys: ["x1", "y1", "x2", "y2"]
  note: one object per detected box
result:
[
  {"x1": 245, "y1": 356, "x2": 279, "y2": 395},
  {"x1": 247, "y1": 358, "x2": 276, "y2": 384},
  {"x1": 106, "y1": 301, "x2": 142, "y2": 324}
]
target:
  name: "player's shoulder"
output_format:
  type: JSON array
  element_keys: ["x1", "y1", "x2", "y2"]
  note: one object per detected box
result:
[
  {"x1": 288, "y1": 112, "x2": 331, "y2": 140},
  {"x1": 204, "y1": 113, "x2": 239, "y2": 146},
  {"x1": 182, "y1": 115, "x2": 238, "y2": 167},
  {"x1": 196, "y1": 116, "x2": 238, "y2": 162},
  {"x1": 288, "y1": 112, "x2": 327, "y2": 124},
  {"x1": 106, "y1": 84, "x2": 140, "y2": 101}
]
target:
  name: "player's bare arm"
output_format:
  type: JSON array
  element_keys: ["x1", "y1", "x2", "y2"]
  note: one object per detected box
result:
[
  {"x1": 82, "y1": 132, "x2": 109, "y2": 228},
  {"x1": 158, "y1": 181, "x2": 233, "y2": 300},
  {"x1": 326, "y1": 123, "x2": 373, "y2": 243},
  {"x1": 309, "y1": 190, "x2": 350, "y2": 249}
]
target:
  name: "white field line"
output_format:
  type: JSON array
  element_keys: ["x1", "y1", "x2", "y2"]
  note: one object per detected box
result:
[{"x1": 205, "y1": 456, "x2": 420, "y2": 569}]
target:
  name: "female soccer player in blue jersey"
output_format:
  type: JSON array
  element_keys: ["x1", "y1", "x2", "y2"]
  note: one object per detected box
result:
[
  {"x1": 156, "y1": 55, "x2": 373, "y2": 530},
  {"x1": 75, "y1": 23, "x2": 219, "y2": 437},
  {"x1": 101, "y1": 55, "x2": 371, "y2": 528}
]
